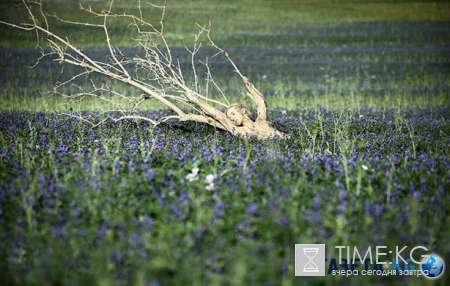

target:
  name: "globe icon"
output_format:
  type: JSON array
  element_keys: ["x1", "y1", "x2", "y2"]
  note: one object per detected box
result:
[{"x1": 421, "y1": 254, "x2": 445, "y2": 278}]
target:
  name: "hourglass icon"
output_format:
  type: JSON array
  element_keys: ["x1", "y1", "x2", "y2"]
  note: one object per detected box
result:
[{"x1": 303, "y1": 248, "x2": 319, "y2": 272}]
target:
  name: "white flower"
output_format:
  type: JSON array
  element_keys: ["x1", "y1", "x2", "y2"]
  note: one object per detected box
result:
[
  {"x1": 362, "y1": 164, "x2": 369, "y2": 171},
  {"x1": 204, "y1": 174, "x2": 215, "y2": 190},
  {"x1": 186, "y1": 167, "x2": 200, "y2": 182},
  {"x1": 205, "y1": 174, "x2": 215, "y2": 184},
  {"x1": 186, "y1": 173, "x2": 197, "y2": 181}
]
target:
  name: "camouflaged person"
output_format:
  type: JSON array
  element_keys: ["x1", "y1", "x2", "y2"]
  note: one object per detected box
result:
[{"x1": 225, "y1": 103, "x2": 289, "y2": 139}]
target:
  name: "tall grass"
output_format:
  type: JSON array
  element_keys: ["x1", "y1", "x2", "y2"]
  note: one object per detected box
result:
[{"x1": 1, "y1": 108, "x2": 449, "y2": 284}]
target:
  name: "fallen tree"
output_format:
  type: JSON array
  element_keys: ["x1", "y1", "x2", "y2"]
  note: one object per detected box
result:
[{"x1": 1, "y1": 0, "x2": 289, "y2": 139}]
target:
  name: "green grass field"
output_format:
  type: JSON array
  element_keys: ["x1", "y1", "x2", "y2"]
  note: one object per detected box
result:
[
  {"x1": 1, "y1": 0, "x2": 449, "y2": 111},
  {"x1": 1, "y1": 0, "x2": 450, "y2": 47},
  {"x1": 0, "y1": 1, "x2": 449, "y2": 285}
]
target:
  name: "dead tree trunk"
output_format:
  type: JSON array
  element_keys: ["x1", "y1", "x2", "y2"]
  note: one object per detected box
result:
[{"x1": 0, "y1": 0, "x2": 289, "y2": 140}]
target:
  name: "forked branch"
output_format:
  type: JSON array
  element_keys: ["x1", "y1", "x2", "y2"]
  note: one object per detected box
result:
[{"x1": 0, "y1": 0, "x2": 288, "y2": 139}]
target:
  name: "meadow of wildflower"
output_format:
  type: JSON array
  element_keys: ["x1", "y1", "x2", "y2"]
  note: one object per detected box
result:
[{"x1": 1, "y1": 0, "x2": 450, "y2": 285}]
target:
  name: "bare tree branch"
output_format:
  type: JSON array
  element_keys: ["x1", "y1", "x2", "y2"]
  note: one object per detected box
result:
[{"x1": 1, "y1": 0, "x2": 288, "y2": 139}]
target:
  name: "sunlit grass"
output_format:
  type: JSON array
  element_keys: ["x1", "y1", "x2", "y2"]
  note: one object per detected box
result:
[{"x1": 2, "y1": 89, "x2": 448, "y2": 112}]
